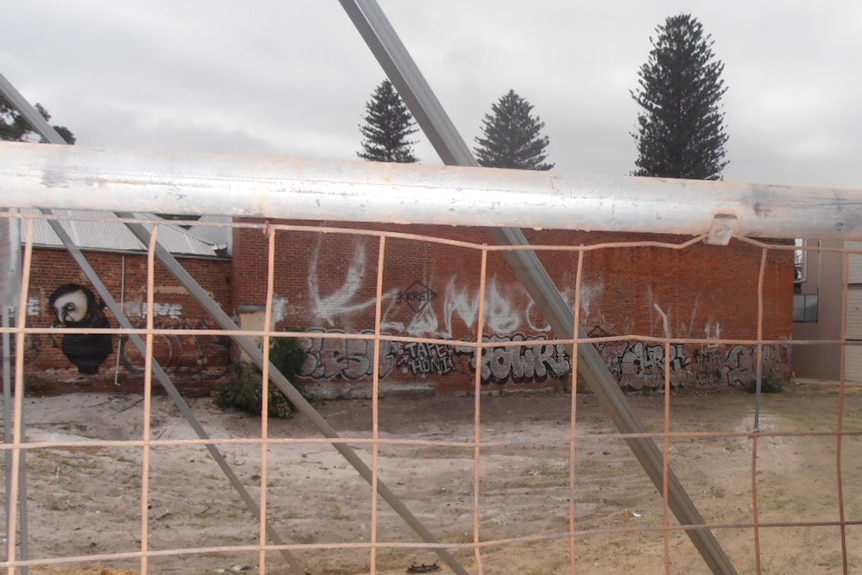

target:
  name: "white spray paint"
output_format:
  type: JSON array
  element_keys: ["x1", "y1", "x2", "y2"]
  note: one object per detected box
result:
[
  {"x1": 304, "y1": 240, "x2": 610, "y2": 340},
  {"x1": 271, "y1": 297, "x2": 289, "y2": 324},
  {"x1": 653, "y1": 303, "x2": 672, "y2": 339},
  {"x1": 579, "y1": 280, "x2": 604, "y2": 317},
  {"x1": 308, "y1": 239, "x2": 377, "y2": 325},
  {"x1": 704, "y1": 320, "x2": 722, "y2": 346},
  {"x1": 124, "y1": 302, "x2": 183, "y2": 319},
  {"x1": 27, "y1": 297, "x2": 41, "y2": 316}
]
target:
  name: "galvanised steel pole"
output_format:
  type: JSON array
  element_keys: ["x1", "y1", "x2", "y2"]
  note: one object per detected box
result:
[{"x1": 2, "y1": 141, "x2": 862, "y2": 241}]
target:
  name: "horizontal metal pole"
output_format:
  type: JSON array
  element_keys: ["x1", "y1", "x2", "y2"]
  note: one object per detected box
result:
[{"x1": 3, "y1": 141, "x2": 861, "y2": 240}]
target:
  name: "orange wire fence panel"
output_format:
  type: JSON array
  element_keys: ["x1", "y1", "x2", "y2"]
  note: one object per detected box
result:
[{"x1": 2, "y1": 211, "x2": 862, "y2": 575}]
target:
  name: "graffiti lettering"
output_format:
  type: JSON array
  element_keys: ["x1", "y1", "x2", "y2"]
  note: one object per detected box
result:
[
  {"x1": 398, "y1": 341, "x2": 457, "y2": 376},
  {"x1": 457, "y1": 333, "x2": 571, "y2": 385},
  {"x1": 122, "y1": 302, "x2": 184, "y2": 319},
  {"x1": 27, "y1": 297, "x2": 41, "y2": 316},
  {"x1": 306, "y1": 239, "x2": 607, "y2": 341},
  {"x1": 694, "y1": 345, "x2": 782, "y2": 388},
  {"x1": 693, "y1": 349, "x2": 725, "y2": 386},
  {"x1": 610, "y1": 341, "x2": 691, "y2": 389},
  {"x1": 300, "y1": 329, "x2": 396, "y2": 381},
  {"x1": 395, "y1": 281, "x2": 437, "y2": 314},
  {"x1": 590, "y1": 327, "x2": 784, "y2": 389}
]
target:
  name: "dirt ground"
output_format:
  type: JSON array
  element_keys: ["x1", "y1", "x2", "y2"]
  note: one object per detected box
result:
[{"x1": 3, "y1": 381, "x2": 862, "y2": 575}]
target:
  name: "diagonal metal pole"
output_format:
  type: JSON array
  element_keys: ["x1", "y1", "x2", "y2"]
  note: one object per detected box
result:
[
  {"x1": 0, "y1": 72, "x2": 308, "y2": 575},
  {"x1": 339, "y1": 1, "x2": 739, "y2": 574}
]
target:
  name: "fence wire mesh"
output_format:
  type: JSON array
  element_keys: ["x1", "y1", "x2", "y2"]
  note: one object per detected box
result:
[{"x1": 2, "y1": 210, "x2": 862, "y2": 575}]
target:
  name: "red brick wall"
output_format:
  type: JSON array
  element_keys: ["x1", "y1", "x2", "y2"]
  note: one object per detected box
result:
[
  {"x1": 21, "y1": 224, "x2": 794, "y2": 397},
  {"x1": 232, "y1": 221, "x2": 795, "y2": 394},
  {"x1": 22, "y1": 249, "x2": 232, "y2": 395}
]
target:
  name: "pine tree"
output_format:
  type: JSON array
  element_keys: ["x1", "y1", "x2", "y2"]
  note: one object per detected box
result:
[
  {"x1": 474, "y1": 90, "x2": 553, "y2": 170},
  {"x1": 0, "y1": 96, "x2": 75, "y2": 144},
  {"x1": 357, "y1": 79, "x2": 418, "y2": 163},
  {"x1": 631, "y1": 14, "x2": 728, "y2": 180}
]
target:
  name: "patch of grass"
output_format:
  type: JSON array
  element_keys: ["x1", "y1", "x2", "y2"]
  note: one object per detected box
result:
[
  {"x1": 44, "y1": 494, "x2": 70, "y2": 511},
  {"x1": 59, "y1": 459, "x2": 99, "y2": 470},
  {"x1": 816, "y1": 550, "x2": 846, "y2": 569}
]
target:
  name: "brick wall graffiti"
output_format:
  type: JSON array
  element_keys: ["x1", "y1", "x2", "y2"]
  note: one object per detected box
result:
[
  {"x1": 305, "y1": 239, "x2": 606, "y2": 340},
  {"x1": 693, "y1": 348, "x2": 726, "y2": 386},
  {"x1": 123, "y1": 302, "x2": 183, "y2": 320},
  {"x1": 308, "y1": 241, "x2": 381, "y2": 327},
  {"x1": 48, "y1": 284, "x2": 114, "y2": 375},
  {"x1": 300, "y1": 329, "x2": 397, "y2": 381},
  {"x1": 396, "y1": 281, "x2": 437, "y2": 315},
  {"x1": 300, "y1": 329, "x2": 459, "y2": 381},
  {"x1": 456, "y1": 333, "x2": 571, "y2": 385},
  {"x1": 589, "y1": 326, "x2": 784, "y2": 389},
  {"x1": 612, "y1": 341, "x2": 691, "y2": 388},
  {"x1": 300, "y1": 330, "x2": 569, "y2": 384},
  {"x1": 397, "y1": 341, "x2": 457, "y2": 376},
  {"x1": 292, "y1": 237, "x2": 791, "y2": 390},
  {"x1": 119, "y1": 318, "x2": 230, "y2": 379},
  {"x1": 297, "y1": 326, "x2": 784, "y2": 389},
  {"x1": 26, "y1": 297, "x2": 41, "y2": 316},
  {"x1": 693, "y1": 345, "x2": 780, "y2": 388}
]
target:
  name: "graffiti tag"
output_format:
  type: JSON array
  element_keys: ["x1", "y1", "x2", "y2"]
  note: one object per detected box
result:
[{"x1": 457, "y1": 333, "x2": 571, "y2": 385}]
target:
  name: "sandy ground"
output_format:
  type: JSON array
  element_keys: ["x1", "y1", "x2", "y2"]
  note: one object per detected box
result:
[{"x1": 3, "y1": 381, "x2": 862, "y2": 575}]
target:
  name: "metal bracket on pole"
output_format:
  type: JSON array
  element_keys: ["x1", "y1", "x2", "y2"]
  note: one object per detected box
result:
[
  {"x1": 340, "y1": 1, "x2": 739, "y2": 574},
  {"x1": 705, "y1": 214, "x2": 737, "y2": 246}
]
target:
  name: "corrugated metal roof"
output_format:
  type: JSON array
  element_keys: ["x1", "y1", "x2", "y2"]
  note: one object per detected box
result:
[{"x1": 20, "y1": 209, "x2": 224, "y2": 257}]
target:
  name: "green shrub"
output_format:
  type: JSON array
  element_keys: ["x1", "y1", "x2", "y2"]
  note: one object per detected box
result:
[
  {"x1": 215, "y1": 334, "x2": 307, "y2": 418},
  {"x1": 745, "y1": 373, "x2": 784, "y2": 394}
]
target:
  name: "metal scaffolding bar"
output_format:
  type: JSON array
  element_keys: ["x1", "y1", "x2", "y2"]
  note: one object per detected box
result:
[
  {"x1": 339, "y1": 0, "x2": 739, "y2": 573},
  {"x1": 3, "y1": 140, "x2": 861, "y2": 241}
]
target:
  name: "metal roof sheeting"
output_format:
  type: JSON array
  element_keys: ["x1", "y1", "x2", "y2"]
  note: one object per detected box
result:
[{"x1": 20, "y1": 210, "x2": 224, "y2": 257}]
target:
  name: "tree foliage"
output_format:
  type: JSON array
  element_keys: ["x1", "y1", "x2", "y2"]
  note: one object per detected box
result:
[
  {"x1": 0, "y1": 95, "x2": 75, "y2": 144},
  {"x1": 357, "y1": 79, "x2": 418, "y2": 163},
  {"x1": 474, "y1": 89, "x2": 553, "y2": 170},
  {"x1": 631, "y1": 14, "x2": 728, "y2": 180}
]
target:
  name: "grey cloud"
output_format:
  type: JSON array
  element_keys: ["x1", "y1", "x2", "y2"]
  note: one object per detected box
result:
[{"x1": 2, "y1": 0, "x2": 860, "y2": 192}]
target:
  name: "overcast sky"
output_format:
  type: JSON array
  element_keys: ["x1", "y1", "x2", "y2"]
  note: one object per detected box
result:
[{"x1": 3, "y1": 1, "x2": 861, "y2": 190}]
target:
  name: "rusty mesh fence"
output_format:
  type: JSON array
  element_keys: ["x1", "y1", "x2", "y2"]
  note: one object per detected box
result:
[{"x1": 2, "y1": 210, "x2": 862, "y2": 575}]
